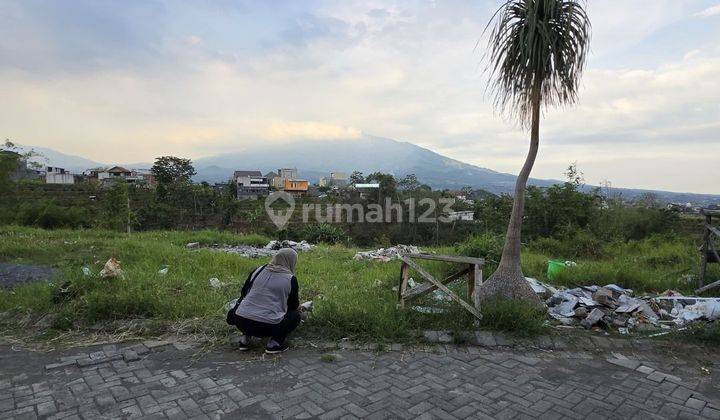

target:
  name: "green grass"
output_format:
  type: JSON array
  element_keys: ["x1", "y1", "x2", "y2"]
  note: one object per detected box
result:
[{"x1": 0, "y1": 226, "x2": 716, "y2": 342}]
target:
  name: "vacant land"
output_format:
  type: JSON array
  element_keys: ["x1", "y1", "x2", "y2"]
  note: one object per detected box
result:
[{"x1": 0, "y1": 226, "x2": 714, "y2": 343}]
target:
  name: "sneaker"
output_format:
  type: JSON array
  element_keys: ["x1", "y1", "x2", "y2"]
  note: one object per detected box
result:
[
  {"x1": 238, "y1": 335, "x2": 251, "y2": 351},
  {"x1": 264, "y1": 342, "x2": 289, "y2": 354}
]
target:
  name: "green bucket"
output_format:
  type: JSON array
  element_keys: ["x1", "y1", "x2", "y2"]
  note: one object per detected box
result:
[{"x1": 547, "y1": 260, "x2": 567, "y2": 280}]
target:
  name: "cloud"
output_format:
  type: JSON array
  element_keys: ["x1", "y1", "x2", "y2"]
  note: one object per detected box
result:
[
  {"x1": 265, "y1": 121, "x2": 362, "y2": 140},
  {"x1": 696, "y1": 4, "x2": 720, "y2": 17},
  {"x1": 0, "y1": 0, "x2": 719, "y2": 193}
]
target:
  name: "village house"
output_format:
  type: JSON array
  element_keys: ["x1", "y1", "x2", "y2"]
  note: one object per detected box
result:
[
  {"x1": 283, "y1": 178, "x2": 309, "y2": 196},
  {"x1": 353, "y1": 183, "x2": 380, "y2": 200},
  {"x1": 85, "y1": 167, "x2": 156, "y2": 188},
  {"x1": 264, "y1": 171, "x2": 279, "y2": 189},
  {"x1": 272, "y1": 168, "x2": 298, "y2": 189},
  {"x1": 319, "y1": 171, "x2": 348, "y2": 188},
  {"x1": 45, "y1": 166, "x2": 75, "y2": 185},
  {"x1": 446, "y1": 210, "x2": 475, "y2": 222},
  {"x1": 234, "y1": 170, "x2": 269, "y2": 200}
]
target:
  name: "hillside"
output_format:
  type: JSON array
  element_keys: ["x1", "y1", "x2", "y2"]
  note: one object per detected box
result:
[{"x1": 15, "y1": 136, "x2": 720, "y2": 206}]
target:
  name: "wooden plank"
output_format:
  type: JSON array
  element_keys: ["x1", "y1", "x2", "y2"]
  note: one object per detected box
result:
[
  {"x1": 709, "y1": 239, "x2": 720, "y2": 266},
  {"x1": 700, "y1": 215, "x2": 711, "y2": 288},
  {"x1": 398, "y1": 262, "x2": 410, "y2": 308},
  {"x1": 402, "y1": 266, "x2": 471, "y2": 300},
  {"x1": 402, "y1": 253, "x2": 485, "y2": 266},
  {"x1": 467, "y1": 263, "x2": 475, "y2": 301},
  {"x1": 400, "y1": 256, "x2": 482, "y2": 319},
  {"x1": 696, "y1": 278, "x2": 720, "y2": 294},
  {"x1": 473, "y1": 265, "x2": 482, "y2": 327},
  {"x1": 706, "y1": 224, "x2": 720, "y2": 238}
]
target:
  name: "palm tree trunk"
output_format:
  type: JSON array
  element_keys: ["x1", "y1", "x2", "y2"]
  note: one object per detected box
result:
[{"x1": 477, "y1": 88, "x2": 543, "y2": 307}]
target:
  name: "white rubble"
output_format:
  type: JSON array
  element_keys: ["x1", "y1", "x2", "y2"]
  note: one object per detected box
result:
[
  {"x1": 206, "y1": 240, "x2": 315, "y2": 258},
  {"x1": 353, "y1": 245, "x2": 421, "y2": 262}
]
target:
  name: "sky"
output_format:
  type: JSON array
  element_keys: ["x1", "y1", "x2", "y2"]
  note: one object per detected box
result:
[{"x1": 1, "y1": 0, "x2": 719, "y2": 194}]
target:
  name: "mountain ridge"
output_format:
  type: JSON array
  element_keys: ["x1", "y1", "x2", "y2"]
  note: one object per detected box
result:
[{"x1": 14, "y1": 136, "x2": 720, "y2": 206}]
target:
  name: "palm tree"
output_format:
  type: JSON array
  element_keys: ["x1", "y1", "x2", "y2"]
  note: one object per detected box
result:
[{"x1": 476, "y1": 0, "x2": 591, "y2": 306}]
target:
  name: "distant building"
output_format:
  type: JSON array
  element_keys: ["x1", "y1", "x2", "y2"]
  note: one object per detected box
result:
[
  {"x1": 234, "y1": 170, "x2": 269, "y2": 200},
  {"x1": 264, "y1": 171, "x2": 279, "y2": 189},
  {"x1": 353, "y1": 183, "x2": 380, "y2": 199},
  {"x1": 283, "y1": 179, "x2": 309, "y2": 196},
  {"x1": 272, "y1": 168, "x2": 299, "y2": 189},
  {"x1": 319, "y1": 171, "x2": 348, "y2": 188},
  {"x1": 85, "y1": 166, "x2": 155, "y2": 188},
  {"x1": 45, "y1": 166, "x2": 74, "y2": 185},
  {"x1": 446, "y1": 210, "x2": 475, "y2": 222}
]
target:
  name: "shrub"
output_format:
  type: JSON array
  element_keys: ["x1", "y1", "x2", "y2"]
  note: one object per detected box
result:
[
  {"x1": 529, "y1": 228, "x2": 605, "y2": 260},
  {"x1": 456, "y1": 233, "x2": 504, "y2": 273},
  {"x1": 14, "y1": 201, "x2": 90, "y2": 229},
  {"x1": 296, "y1": 223, "x2": 347, "y2": 244}
]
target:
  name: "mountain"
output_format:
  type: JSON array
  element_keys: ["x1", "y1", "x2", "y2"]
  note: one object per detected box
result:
[
  {"x1": 191, "y1": 135, "x2": 558, "y2": 194},
  {"x1": 19, "y1": 145, "x2": 106, "y2": 172},
  {"x1": 16, "y1": 136, "x2": 720, "y2": 206}
]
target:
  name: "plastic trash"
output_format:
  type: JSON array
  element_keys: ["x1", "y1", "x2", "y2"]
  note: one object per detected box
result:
[{"x1": 99, "y1": 258, "x2": 123, "y2": 279}]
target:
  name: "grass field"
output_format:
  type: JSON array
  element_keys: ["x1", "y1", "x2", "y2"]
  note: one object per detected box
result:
[{"x1": 0, "y1": 226, "x2": 715, "y2": 342}]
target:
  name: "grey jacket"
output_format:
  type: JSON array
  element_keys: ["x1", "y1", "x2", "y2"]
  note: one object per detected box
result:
[{"x1": 235, "y1": 265, "x2": 299, "y2": 324}]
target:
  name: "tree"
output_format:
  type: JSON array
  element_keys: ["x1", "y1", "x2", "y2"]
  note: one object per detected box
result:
[
  {"x1": 151, "y1": 156, "x2": 196, "y2": 197},
  {"x1": 477, "y1": 0, "x2": 591, "y2": 306},
  {"x1": 348, "y1": 171, "x2": 365, "y2": 185},
  {"x1": 100, "y1": 179, "x2": 134, "y2": 232},
  {"x1": 366, "y1": 172, "x2": 397, "y2": 199},
  {"x1": 398, "y1": 174, "x2": 420, "y2": 192}
]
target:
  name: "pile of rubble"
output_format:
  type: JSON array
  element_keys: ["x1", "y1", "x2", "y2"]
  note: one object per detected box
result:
[
  {"x1": 353, "y1": 245, "x2": 421, "y2": 262},
  {"x1": 531, "y1": 278, "x2": 720, "y2": 333},
  {"x1": 188, "y1": 240, "x2": 314, "y2": 258},
  {"x1": 265, "y1": 240, "x2": 314, "y2": 252}
]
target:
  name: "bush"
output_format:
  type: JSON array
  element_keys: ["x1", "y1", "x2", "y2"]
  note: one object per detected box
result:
[
  {"x1": 456, "y1": 233, "x2": 504, "y2": 273},
  {"x1": 14, "y1": 201, "x2": 90, "y2": 229},
  {"x1": 531, "y1": 228, "x2": 605, "y2": 259},
  {"x1": 296, "y1": 223, "x2": 348, "y2": 244}
]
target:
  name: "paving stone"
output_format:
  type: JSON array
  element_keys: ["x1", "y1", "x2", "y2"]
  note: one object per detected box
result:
[
  {"x1": 2, "y1": 339, "x2": 720, "y2": 420},
  {"x1": 607, "y1": 357, "x2": 641, "y2": 370}
]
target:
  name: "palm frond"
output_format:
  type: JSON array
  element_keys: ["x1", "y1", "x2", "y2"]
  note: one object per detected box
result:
[{"x1": 486, "y1": 0, "x2": 591, "y2": 126}]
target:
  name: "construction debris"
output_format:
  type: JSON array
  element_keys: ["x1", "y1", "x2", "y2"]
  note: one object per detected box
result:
[
  {"x1": 202, "y1": 240, "x2": 315, "y2": 258},
  {"x1": 99, "y1": 258, "x2": 123, "y2": 279},
  {"x1": 265, "y1": 240, "x2": 314, "y2": 252},
  {"x1": 537, "y1": 278, "x2": 720, "y2": 333},
  {"x1": 353, "y1": 245, "x2": 421, "y2": 262}
]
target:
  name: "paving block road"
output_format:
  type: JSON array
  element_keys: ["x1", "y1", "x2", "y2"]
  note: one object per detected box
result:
[{"x1": 1, "y1": 339, "x2": 719, "y2": 419}]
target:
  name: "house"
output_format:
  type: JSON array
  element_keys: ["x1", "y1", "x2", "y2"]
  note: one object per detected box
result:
[
  {"x1": 265, "y1": 171, "x2": 279, "y2": 189},
  {"x1": 353, "y1": 183, "x2": 380, "y2": 199},
  {"x1": 234, "y1": 170, "x2": 269, "y2": 200},
  {"x1": 272, "y1": 168, "x2": 299, "y2": 188},
  {"x1": 283, "y1": 179, "x2": 309, "y2": 196},
  {"x1": 85, "y1": 167, "x2": 155, "y2": 188},
  {"x1": 319, "y1": 171, "x2": 348, "y2": 188},
  {"x1": 107, "y1": 166, "x2": 133, "y2": 179},
  {"x1": 446, "y1": 210, "x2": 475, "y2": 222},
  {"x1": 45, "y1": 166, "x2": 74, "y2": 185}
]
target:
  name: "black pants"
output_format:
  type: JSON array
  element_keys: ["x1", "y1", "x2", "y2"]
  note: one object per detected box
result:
[{"x1": 235, "y1": 310, "x2": 301, "y2": 344}]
